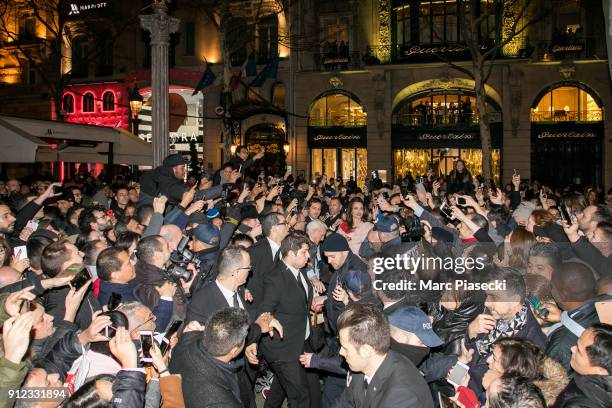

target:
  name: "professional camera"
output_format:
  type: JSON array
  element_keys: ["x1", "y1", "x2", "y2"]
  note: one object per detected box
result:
[
  {"x1": 167, "y1": 236, "x2": 201, "y2": 282},
  {"x1": 401, "y1": 215, "x2": 425, "y2": 242}
]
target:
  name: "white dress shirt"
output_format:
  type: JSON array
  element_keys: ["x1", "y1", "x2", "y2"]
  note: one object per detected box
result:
[{"x1": 215, "y1": 280, "x2": 244, "y2": 309}]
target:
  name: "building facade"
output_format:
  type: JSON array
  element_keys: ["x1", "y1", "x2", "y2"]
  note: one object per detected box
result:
[{"x1": 1, "y1": 0, "x2": 610, "y2": 189}]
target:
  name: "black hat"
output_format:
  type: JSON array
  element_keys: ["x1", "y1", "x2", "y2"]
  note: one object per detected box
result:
[
  {"x1": 240, "y1": 205, "x2": 259, "y2": 221},
  {"x1": 321, "y1": 233, "x2": 350, "y2": 253},
  {"x1": 163, "y1": 154, "x2": 188, "y2": 167}
]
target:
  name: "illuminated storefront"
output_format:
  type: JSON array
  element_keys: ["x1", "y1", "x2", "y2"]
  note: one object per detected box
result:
[
  {"x1": 530, "y1": 82, "x2": 604, "y2": 187},
  {"x1": 137, "y1": 86, "x2": 203, "y2": 156},
  {"x1": 392, "y1": 88, "x2": 502, "y2": 181},
  {"x1": 308, "y1": 90, "x2": 368, "y2": 185}
]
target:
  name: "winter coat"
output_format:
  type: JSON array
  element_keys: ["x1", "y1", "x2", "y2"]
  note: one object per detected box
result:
[
  {"x1": 553, "y1": 375, "x2": 612, "y2": 408},
  {"x1": 169, "y1": 331, "x2": 243, "y2": 408},
  {"x1": 546, "y1": 294, "x2": 612, "y2": 373},
  {"x1": 534, "y1": 357, "x2": 570, "y2": 407}
]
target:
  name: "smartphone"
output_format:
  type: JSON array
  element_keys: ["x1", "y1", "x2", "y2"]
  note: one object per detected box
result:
[
  {"x1": 527, "y1": 293, "x2": 549, "y2": 318},
  {"x1": 159, "y1": 320, "x2": 183, "y2": 355},
  {"x1": 456, "y1": 196, "x2": 467, "y2": 206},
  {"x1": 26, "y1": 219, "x2": 39, "y2": 231},
  {"x1": 447, "y1": 361, "x2": 469, "y2": 387},
  {"x1": 69, "y1": 265, "x2": 91, "y2": 290},
  {"x1": 140, "y1": 331, "x2": 154, "y2": 363},
  {"x1": 560, "y1": 206, "x2": 572, "y2": 224},
  {"x1": 13, "y1": 245, "x2": 28, "y2": 261},
  {"x1": 108, "y1": 292, "x2": 122, "y2": 311}
]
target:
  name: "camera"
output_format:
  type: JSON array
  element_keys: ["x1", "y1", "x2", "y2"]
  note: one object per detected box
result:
[
  {"x1": 167, "y1": 236, "x2": 201, "y2": 282},
  {"x1": 401, "y1": 216, "x2": 425, "y2": 242}
]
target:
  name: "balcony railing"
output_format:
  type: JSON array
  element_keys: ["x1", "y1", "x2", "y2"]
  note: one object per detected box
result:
[
  {"x1": 313, "y1": 51, "x2": 363, "y2": 72},
  {"x1": 530, "y1": 110, "x2": 603, "y2": 122},
  {"x1": 392, "y1": 111, "x2": 502, "y2": 127}
]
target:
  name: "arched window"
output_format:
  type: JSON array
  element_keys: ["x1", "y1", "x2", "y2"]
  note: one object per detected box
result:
[
  {"x1": 392, "y1": 89, "x2": 500, "y2": 127},
  {"x1": 271, "y1": 83, "x2": 286, "y2": 109},
  {"x1": 102, "y1": 91, "x2": 115, "y2": 111},
  {"x1": 308, "y1": 92, "x2": 366, "y2": 127},
  {"x1": 82, "y1": 92, "x2": 94, "y2": 113},
  {"x1": 531, "y1": 84, "x2": 603, "y2": 122},
  {"x1": 62, "y1": 94, "x2": 74, "y2": 113}
]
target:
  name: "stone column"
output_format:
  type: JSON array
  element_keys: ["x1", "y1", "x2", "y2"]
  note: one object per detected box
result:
[{"x1": 140, "y1": 0, "x2": 180, "y2": 167}]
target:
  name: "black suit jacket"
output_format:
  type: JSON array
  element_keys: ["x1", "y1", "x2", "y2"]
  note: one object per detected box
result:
[
  {"x1": 186, "y1": 280, "x2": 261, "y2": 344},
  {"x1": 336, "y1": 350, "x2": 434, "y2": 408},
  {"x1": 247, "y1": 238, "x2": 279, "y2": 315},
  {"x1": 259, "y1": 261, "x2": 313, "y2": 362}
]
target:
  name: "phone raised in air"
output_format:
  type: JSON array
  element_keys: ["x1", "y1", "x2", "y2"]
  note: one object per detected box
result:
[
  {"x1": 108, "y1": 292, "x2": 122, "y2": 311},
  {"x1": 159, "y1": 320, "x2": 183, "y2": 355},
  {"x1": 140, "y1": 331, "x2": 154, "y2": 364},
  {"x1": 68, "y1": 265, "x2": 91, "y2": 291}
]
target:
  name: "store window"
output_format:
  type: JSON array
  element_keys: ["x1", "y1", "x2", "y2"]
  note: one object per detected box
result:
[
  {"x1": 308, "y1": 93, "x2": 366, "y2": 127},
  {"x1": 258, "y1": 15, "x2": 279, "y2": 63},
  {"x1": 82, "y1": 93, "x2": 94, "y2": 113},
  {"x1": 393, "y1": 90, "x2": 499, "y2": 127},
  {"x1": 531, "y1": 85, "x2": 603, "y2": 122},
  {"x1": 394, "y1": 148, "x2": 500, "y2": 182},
  {"x1": 102, "y1": 91, "x2": 114, "y2": 111}
]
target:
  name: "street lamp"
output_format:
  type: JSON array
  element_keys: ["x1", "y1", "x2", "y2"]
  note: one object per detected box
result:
[{"x1": 129, "y1": 87, "x2": 144, "y2": 135}]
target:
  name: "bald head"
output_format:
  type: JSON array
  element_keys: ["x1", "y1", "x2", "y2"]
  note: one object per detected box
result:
[
  {"x1": 160, "y1": 224, "x2": 182, "y2": 251},
  {"x1": 551, "y1": 262, "x2": 597, "y2": 309},
  {"x1": 0, "y1": 266, "x2": 22, "y2": 289}
]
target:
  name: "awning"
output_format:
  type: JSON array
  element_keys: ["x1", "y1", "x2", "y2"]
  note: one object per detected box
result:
[{"x1": 0, "y1": 115, "x2": 152, "y2": 165}]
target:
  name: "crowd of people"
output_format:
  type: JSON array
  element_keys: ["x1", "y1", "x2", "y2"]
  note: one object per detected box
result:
[{"x1": 0, "y1": 145, "x2": 611, "y2": 408}]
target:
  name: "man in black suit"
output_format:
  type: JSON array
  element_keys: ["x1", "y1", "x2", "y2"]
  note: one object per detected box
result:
[
  {"x1": 186, "y1": 244, "x2": 282, "y2": 408},
  {"x1": 258, "y1": 232, "x2": 321, "y2": 408},
  {"x1": 246, "y1": 212, "x2": 289, "y2": 315},
  {"x1": 335, "y1": 303, "x2": 434, "y2": 408}
]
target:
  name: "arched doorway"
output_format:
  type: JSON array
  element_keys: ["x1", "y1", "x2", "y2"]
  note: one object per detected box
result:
[
  {"x1": 307, "y1": 90, "x2": 367, "y2": 185},
  {"x1": 530, "y1": 81, "x2": 604, "y2": 187},
  {"x1": 245, "y1": 123, "x2": 286, "y2": 176},
  {"x1": 391, "y1": 80, "x2": 503, "y2": 182}
]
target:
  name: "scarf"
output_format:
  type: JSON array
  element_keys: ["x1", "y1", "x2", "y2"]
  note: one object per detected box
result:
[{"x1": 476, "y1": 304, "x2": 528, "y2": 356}]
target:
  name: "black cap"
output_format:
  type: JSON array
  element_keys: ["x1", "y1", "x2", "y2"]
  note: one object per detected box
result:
[
  {"x1": 321, "y1": 233, "x2": 350, "y2": 253},
  {"x1": 163, "y1": 154, "x2": 188, "y2": 167}
]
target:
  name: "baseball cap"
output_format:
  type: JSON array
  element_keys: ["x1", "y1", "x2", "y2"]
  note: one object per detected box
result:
[
  {"x1": 387, "y1": 305, "x2": 444, "y2": 348},
  {"x1": 163, "y1": 154, "x2": 188, "y2": 167},
  {"x1": 189, "y1": 223, "x2": 220, "y2": 246},
  {"x1": 374, "y1": 215, "x2": 400, "y2": 233}
]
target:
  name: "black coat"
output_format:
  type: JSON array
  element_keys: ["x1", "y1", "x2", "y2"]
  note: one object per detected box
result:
[
  {"x1": 546, "y1": 294, "x2": 612, "y2": 372},
  {"x1": 139, "y1": 165, "x2": 187, "y2": 206},
  {"x1": 259, "y1": 261, "x2": 313, "y2": 362},
  {"x1": 553, "y1": 375, "x2": 612, "y2": 408},
  {"x1": 335, "y1": 349, "x2": 434, "y2": 408},
  {"x1": 169, "y1": 331, "x2": 243, "y2": 408},
  {"x1": 43, "y1": 287, "x2": 101, "y2": 331},
  {"x1": 326, "y1": 253, "x2": 368, "y2": 334},
  {"x1": 246, "y1": 238, "x2": 279, "y2": 316}
]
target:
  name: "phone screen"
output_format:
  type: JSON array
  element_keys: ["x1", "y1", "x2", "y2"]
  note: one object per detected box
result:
[
  {"x1": 140, "y1": 331, "x2": 153, "y2": 363},
  {"x1": 108, "y1": 292, "x2": 122, "y2": 311},
  {"x1": 160, "y1": 320, "x2": 183, "y2": 355},
  {"x1": 447, "y1": 361, "x2": 469, "y2": 386},
  {"x1": 70, "y1": 266, "x2": 91, "y2": 290}
]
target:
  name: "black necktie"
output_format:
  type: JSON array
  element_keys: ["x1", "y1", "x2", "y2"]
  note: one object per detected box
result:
[
  {"x1": 232, "y1": 291, "x2": 239, "y2": 308},
  {"x1": 296, "y1": 273, "x2": 308, "y2": 303}
]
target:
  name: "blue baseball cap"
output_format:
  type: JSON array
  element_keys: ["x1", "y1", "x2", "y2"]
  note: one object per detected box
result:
[
  {"x1": 190, "y1": 223, "x2": 220, "y2": 246},
  {"x1": 374, "y1": 215, "x2": 400, "y2": 233},
  {"x1": 388, "y1": 305, "x2": 444, "y2": 348}
]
